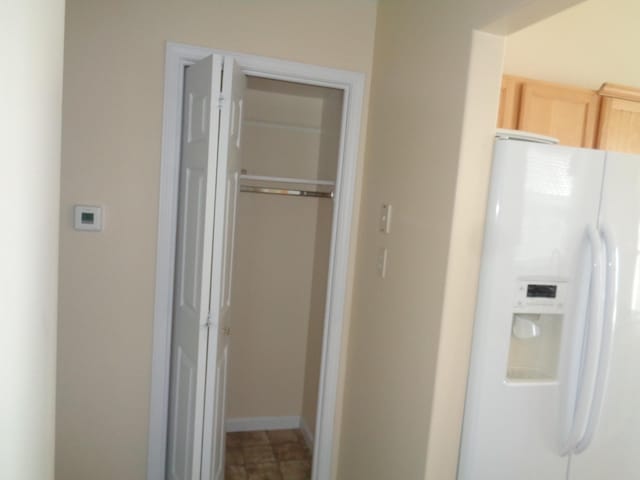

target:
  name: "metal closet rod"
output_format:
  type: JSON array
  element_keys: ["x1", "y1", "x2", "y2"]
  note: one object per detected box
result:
[{"x1": 240, "y1": 185, "x2": 334, "y2": 199}]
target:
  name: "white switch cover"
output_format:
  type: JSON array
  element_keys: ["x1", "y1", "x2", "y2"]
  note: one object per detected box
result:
[
  {"x1": 379, "y1": 204, "x2": 392, "y2": 233},
  {"x1": 377, "y1": 247, "x2": 388, "y2": 278},
  {"x1": 74, "y1": 205, "x2": 103, "y2": 231}
]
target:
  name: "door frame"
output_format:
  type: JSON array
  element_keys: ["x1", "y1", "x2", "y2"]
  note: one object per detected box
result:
[{"x1": 147, "y1": 42, "x2": 365, "y2": 480}]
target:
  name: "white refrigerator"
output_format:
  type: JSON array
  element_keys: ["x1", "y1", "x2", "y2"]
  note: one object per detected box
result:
[{"x1": 458, "y1": 137, "x2": 640, "y2": 479}]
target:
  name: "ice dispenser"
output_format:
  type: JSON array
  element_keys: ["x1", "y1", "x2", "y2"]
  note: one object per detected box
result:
[{"x1": 506, "y1": 279, "x2": 566, "y2": 381}]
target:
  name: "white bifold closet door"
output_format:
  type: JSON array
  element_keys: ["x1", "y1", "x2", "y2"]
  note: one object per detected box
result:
[
  {"x1": 166, "y1": 54, "x2": 246, "y2": 480},
  {"x1": 201, "y1": 57, "x2": 246, "y2": 480}
]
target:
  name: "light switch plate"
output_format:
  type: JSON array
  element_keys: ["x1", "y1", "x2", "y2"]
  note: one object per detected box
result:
[
  {"x1": 74, "y1": 205, "x2": 103, "y2": 231},
  {"x1": 379, "y1": 204, "x2": 392, "y2": 234},
  {"x1": 377, "y1": 247, "x2": 388, "y2": 278}
]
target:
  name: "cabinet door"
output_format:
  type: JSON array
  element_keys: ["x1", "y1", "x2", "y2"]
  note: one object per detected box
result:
[
  {"x1": 597, "y1": 96, "x2": 640, "y2": 154},
  {"x1": 518, "y1": 81, "x2": 600, "y2": 148},
  {"x1": 497, "y1": 75, "x2": 522, "y2": 129}
]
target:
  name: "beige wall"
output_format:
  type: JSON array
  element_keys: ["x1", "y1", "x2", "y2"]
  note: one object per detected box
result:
[
  {"x1": 424, "y1": 31, "x2": 506, "y2": 480},
  {"x1": 228, "y1": 79, "x2": 337, "y2": 426},
  {"x1": 336, "y1": 1, "x2": 582, "y2": 479},
  {"x1": 57, "y1": 1, "x2": 376, "y2": 479},
  {"x1": 505, "y1": 0, "x2": 640, "y2": 90},
  {"x1": 1, "y1": 1, "x2": 65, "y2": 479},
  {"x1": 228, "y1": 193, "x2": 320, "y2": 418}
]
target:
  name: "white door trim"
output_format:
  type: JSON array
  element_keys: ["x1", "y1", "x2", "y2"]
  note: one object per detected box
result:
[{"x1": 148, "y1": 42, "x2": 365, "y2": 480}]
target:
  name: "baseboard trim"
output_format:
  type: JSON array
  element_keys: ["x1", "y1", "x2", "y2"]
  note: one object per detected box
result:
[
  {"x1": 299, "y1": 417, "x2": 314, "y2": 450},
  {"x1": 225, "y1": 416, "x2": 301, "y2": 432}
]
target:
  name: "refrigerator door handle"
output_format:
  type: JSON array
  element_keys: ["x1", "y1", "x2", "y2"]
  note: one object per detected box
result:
[
  {"x1": 575, "y1": 225, "x2": 619, "y2": 453},
  {"x1": 562, "y1": 225, "x2": 606, "y2": 455}
]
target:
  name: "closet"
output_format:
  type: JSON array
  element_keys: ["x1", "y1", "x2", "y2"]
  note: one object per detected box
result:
[{"x1": 224, "y1": 76, "x2": 343, "y2": 479}]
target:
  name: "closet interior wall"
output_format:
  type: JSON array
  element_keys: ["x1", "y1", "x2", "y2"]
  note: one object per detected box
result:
[{"x1": 228, "y1": 77, "x2": 343, "y2": 439}]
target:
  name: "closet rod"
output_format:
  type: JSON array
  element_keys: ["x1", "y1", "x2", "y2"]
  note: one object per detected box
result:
[
  {"x1": 240, "y1": 185, "x2": 334, "y2": 199},
  {"x1": 239, "y1": 174, "x2": 335, "y2": 187}
]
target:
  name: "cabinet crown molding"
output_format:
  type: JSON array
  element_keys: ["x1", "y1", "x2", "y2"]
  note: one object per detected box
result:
[{"x1": 598, "y1": 83, "x2": 640, "y2": 102}]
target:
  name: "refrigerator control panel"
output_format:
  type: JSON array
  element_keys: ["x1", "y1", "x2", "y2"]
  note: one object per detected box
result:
[{"x1": 513, "y1": 279, "x2": 566, "y2": 314}]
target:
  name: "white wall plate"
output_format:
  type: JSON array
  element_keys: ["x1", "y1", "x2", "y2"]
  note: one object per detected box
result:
[{"x1": 74, "y1": 205, "x2": 103, "y2": 231}]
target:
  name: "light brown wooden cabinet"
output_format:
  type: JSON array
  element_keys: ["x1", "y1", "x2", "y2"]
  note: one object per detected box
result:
[
  {"x1": 498, "y1": 76, "x2": 640, "y2": 154},
  {"x1": 596, "y1": 83, "x2": 640, "y2": 153},
  {"x1": 498, "y1": 75, "x2": 522, "y2": 130},
  {"x1": 498, "y1": 75, "x2": 600, "y2": 148}
]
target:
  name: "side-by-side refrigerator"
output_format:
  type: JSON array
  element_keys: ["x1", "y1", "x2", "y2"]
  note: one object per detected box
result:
[{"x1": 458, "y1": 137, "x2": 640, "y2": 479}]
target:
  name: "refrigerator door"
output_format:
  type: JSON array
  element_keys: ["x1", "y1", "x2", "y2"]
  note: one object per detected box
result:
[
  {"x1": 458, "y1": 139, "x2": 605, "y2": 480},
  {"x1": 569, "y1": 152, "x2": 640, "y2": 479}
]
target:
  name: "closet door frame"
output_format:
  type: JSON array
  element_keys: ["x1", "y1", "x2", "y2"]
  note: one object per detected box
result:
[{"x1": 148, "y1": 41, "x2": 366, "y2": 480}]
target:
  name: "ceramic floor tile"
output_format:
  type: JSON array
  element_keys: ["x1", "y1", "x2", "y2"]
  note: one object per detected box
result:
[
  {"x1": 226, "y1": 429, "x2": 311, "y2": 479},
  {"x1": 272, "y1": 443, "x2": 309, "y2": 462},
  {"x1": 243, "y1": 445, "x2": 276, "y2": 465},
  {"x1": 245, "y1": 462, "x2": 283, "y2": 480},
  {"x1": 266, "y1": 429, "x2": 299, "y2": 445},
  {"x1": 226, "y1": 432, "x2": 244, "y2": 448},
  {"x1": 226, "y1": 446, "x2": 245, "y2": 466},
  {"x1": 279, "y1": 460, "x2": 311, "y2": 480},
  {"x1": 294, "y1": 430, "x2": 307, "y2": 446},
  {"x1": 225, "y1": 464, "x2": 248, "y2": 480},
  {"x1": 236, "y1": 430, "x2": 270, "y2": 446}
]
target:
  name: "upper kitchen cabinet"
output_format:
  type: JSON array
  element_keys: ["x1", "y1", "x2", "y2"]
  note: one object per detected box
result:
[
  {"x1": 498, "y1": 76, "x2": 600, "y2": 148},
  {"x1": 497, "y1": 75, "x2": 523, "y2": 130},
  {"x1": 596, "y1": 83, "x2": 640, "y2": 154},
  {"x1": 519, "y1": 80, "x2": 599, "y2": 147}
]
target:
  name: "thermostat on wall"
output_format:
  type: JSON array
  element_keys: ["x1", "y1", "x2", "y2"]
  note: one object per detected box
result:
[{"x1": 74, "y1": 205, "x2": 103, "y2": 231}]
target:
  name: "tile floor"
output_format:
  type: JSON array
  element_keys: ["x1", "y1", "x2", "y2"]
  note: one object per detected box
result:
[{"x1": 225, "y1": 429, "x2": 312, "y2": 480}]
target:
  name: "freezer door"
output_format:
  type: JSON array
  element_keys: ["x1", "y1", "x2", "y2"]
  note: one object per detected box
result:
[
  {"x1": 458, "y1": 139, "x2": 605, "y2": 480},
  {"x1": 569, "y1": 152, "x2": 640, "y2": 479}
]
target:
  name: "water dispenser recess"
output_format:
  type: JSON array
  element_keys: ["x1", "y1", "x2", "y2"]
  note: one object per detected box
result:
[
  {"x1": 512, "y1": 314, "x2": 541, "y2": 339},
  {"x1": 507, "y1": 279, "x2": 566, "y2": 381}
]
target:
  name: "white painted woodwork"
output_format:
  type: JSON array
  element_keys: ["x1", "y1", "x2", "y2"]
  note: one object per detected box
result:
[
  {"x1": 201, "y1": 56, "x2": 246, "y2": 480},
  {"x1": 166, "y1": 54, "x2": 223, "y2": 480},
  {"x1": 225, "y1": 416, "x2": 302, "y2": 432}
]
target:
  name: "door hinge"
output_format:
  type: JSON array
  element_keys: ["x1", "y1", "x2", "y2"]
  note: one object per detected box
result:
[
  {"x1": 216, "y1": 94, "x2": 225, "y2": 110},
  {"x1": 205, "y1": 312, "x2": 215, "y2": 328}
]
